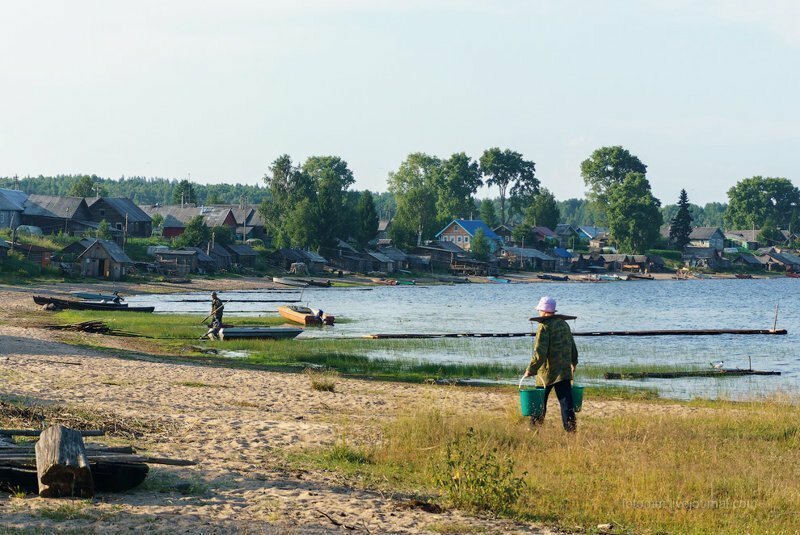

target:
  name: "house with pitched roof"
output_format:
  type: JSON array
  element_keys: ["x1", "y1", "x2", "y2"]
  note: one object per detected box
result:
[
  {"x1": 435, "y1": 219, "x2": 503, "y2": 252},
  {"x1": 0, "y1": 188, "x2": 27, "y2": 229},
  {"x1": 689, "y1": 227, "x2": 725, "y2": 251},
  {"x1": 76, "y1": 239, "x2": 134, "y2": 280},
  {"x1": 21, "y1": 195, "x2": 94, "y2": 235},
  {"x1": 141, "y1": 205, "x2": 237, "y2": 236},
  {"x1": 85, "y1": 197, "x2": 152, "y2": 237}
]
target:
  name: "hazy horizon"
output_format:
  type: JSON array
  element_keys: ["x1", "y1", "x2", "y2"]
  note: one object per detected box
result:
[{"x1": 2, "y1": 1, "x2": 798, "y2": 205}]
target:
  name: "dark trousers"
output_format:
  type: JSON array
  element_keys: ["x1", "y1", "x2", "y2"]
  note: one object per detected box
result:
[{"x1": 532, "y1": 379, "x2": 576, "y2": 432}]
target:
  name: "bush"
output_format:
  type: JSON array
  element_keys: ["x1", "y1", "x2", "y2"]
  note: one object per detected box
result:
[{"x1": 434, "y1": 428, "x2": 526, "y2": 515}]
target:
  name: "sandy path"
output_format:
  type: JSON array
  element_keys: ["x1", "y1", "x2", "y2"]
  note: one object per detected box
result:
[{"x1": 0, "y1": 288, "x2": 705, "y2": 533}]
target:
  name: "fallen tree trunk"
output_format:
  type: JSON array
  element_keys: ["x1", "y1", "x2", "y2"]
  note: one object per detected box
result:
[{"x1": 34, "y1": 425, "x2": 94, "y2": 498}]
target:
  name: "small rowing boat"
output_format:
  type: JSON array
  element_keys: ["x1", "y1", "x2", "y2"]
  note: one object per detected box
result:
[
  {"x1": 33, "y1": 296, "x2": 154, "y2": 313},
  {"x1": 70, "y1": 291, "x2": 123, "y2": 301},
  {"x1": 537, "y1": 274, "x2": 569, "y2": 282},
  {"x1": 486, "y1": 276, "x2": 510, "y2": 284},
  {"x1": 272, "y1": 276, "x2": 309, "y2": 288},
  {"x1": 277, "y1": 305, "x2": 335, "y2": 326},
  {"x1": 218, "y1": 326, "x2": 303, "y2": 340}
]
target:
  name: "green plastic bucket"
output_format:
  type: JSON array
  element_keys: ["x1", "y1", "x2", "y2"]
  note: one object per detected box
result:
[
  {"x1": 572, "y1": 384, "x2": 584, "y2": 413},
  {"x1": 519, "y1": 379, "x2": 585, "y2": 416},
  {"x1": 519, "y1": 386, "x2": 546, "y2": 417}
]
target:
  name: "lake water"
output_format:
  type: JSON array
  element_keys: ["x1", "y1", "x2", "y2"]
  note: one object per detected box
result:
[{"x1": 126, "y1": 279, "x2": 799, "y2": 401}]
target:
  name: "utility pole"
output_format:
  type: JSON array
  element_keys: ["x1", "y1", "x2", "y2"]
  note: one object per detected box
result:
[
  {"x1": 13, "y1": 174, "x2": 18, "y2": 190},
  {"x1": 242, "y1": 195, "x2": 248, "y2": 244},
  {"x1": 124, "y1": 212, "x2": 129, "y2": 250}
]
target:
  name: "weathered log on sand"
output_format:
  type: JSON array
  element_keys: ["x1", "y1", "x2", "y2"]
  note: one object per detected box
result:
[{"x1": 34, "y1": 425, "x2": 94, "y2": 498}]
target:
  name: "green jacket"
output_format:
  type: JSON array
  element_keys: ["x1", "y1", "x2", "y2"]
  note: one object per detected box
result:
[{"x1": 526, "y1": 316, "x2": 578, "y2": 387}]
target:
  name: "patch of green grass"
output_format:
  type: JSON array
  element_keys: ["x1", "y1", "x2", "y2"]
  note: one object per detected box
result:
[
  {"x1": 307, "y1": 369, "x2": 338, "y2": 392},
  {"x1": 37, "y1": 501, "x2": 95, "y2": 521},
  {"x1": 139, "y1": 468, "x2": 209, "y2": 496}
]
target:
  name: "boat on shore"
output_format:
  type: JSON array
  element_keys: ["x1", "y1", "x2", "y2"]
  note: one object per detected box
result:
[
  {"x1": 70, "y1": 291, "x2": 123, "y2": 301},
  {"x1": 538, "y1": 274, "x2": 570, "y2": 282},
  {"x1": 272, "y1": 276, "x2": 309, "y2": 288},
  {"x1": 371, "y1": 278, "x2": 398, "y2": 285},
  {"x1": 277, "y1": 305, "x2": 335, "y2": 326},
  {"x1": 735, "y1": 274, "x2": 754, "y2": 279},
  {"x1": 218, "y1": 326, "x2": 303, "y2": 340},
  {"x1": 33, "y1": 296, "x2": 154, "y2": 313},
  {"x1": 626, "y1": 273, "x2": 655, "y2": 281},
  {"x1": 486, "y1": 276, "x2": 510, "y2": 284}
]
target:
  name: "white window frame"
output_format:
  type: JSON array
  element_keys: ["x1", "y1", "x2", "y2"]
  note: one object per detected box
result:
[{"x1": 457, "y1": 236, "x2": 462, "y2": 243}]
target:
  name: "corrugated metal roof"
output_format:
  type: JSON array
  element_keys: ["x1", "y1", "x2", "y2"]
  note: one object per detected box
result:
[{"x1": 436, "y1": 219, "x2": 501, "y2": 240}]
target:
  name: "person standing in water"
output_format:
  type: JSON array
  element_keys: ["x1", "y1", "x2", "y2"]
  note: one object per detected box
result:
[{"x1": 523, "y1": 296, "x2": 578, "y2": 432}]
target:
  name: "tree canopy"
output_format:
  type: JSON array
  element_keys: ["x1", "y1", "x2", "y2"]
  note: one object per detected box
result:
[
  {"x1": 471, "y1": 228, "x2": 490, "y2": 261},
  {"x1": 606, "y1": 173, "x2": 662, "y2": 253},
  {"x1": 479, "y1": 199, "x2": 498, "y2": 228},
  {"x1": 479, "y1": 148, "x2": 538, "y2": 224},
  {"x1": 524, "y1": 188, "x2": 560, "y2": 230},
  {"x1": 388, "y1": 153, "x2": 441, "y2": 247},
  {"x1": 355, "y1": 191, "x2": 379, "y2": 249},
  {"x1": 724, "y1": 176, "x2": 800, "y2": 230},
  {"x1": 434, "y1": 153, "x2": 482, "y2": 224},
  {"x1": 175, "y1": 215, "x2": 211, "y2": 248},
  {"x1": 172, "y1": 179, "x2": 197, "y2": 205},
  {"x1": 68, "y1": 175, "x2": 104, "y2": 197},
  {"x1": 581, "y1": 146, "x2": 647, "y2": 215}
]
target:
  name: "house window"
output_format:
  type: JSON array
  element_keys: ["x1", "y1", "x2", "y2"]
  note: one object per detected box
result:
[
  {"x1": 100, "y1": 209, "x2": 105, "y2": 217},
  {"x1": 0, "y1": 212, "x2": 5, "y2": 223},
  {"x1": 464, "y1": 236, "x2": 470, "y2": 243},
  {"x1": 116, "y1": 223, "x2": 123, "y2": 230},
  {"x1": 457, "y1": 236, "x2": 462, "y2": 243}
]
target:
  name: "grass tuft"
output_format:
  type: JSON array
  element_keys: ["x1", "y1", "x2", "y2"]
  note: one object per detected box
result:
[{"x1": 306, "y1": 369, "x2": 338, "y2": 392}]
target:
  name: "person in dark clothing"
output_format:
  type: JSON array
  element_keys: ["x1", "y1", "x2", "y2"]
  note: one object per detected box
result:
[
  {"x1": 211, "y1": 291, "x2": 224, "y2": 324},
  {"x1": 523, "y1": 296, "x2": 578, "y2": 432}
]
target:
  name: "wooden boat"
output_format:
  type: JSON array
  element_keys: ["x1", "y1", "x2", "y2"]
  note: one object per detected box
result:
[
  {"x1": 537, "y1": 274, "x2": 570, "y2": 282},
  {"x1": 70, "y1": 291, "x2": 122, "y2": 301},
  {"x1": 272, "y1": 276, "x2": 308, "y2": 288},
  {"x1": 626, "y1": 273, "x2": 655, "y2": 280},
  {"x1": 598, "y1": 274, "x2": 622, "y2": 281},
  {"x1": 735, "y1": 274, "x2": 754, "y2": 279},
  {"x1": 32, "y1": 296, "x2": 155, "y2": 313},
  {"x1": 219, "y1": 326, "x2": 303, "y2": 340},
  {"x1": 786, "y1": 273, "x2": 800, "y2": 279},
  {"x1": 305, "y1": 279, "x2": 332, "y2": 287},
  {"x1": 371, "y1": 278, "x2": 398, "y2": 285},
  {"x1": 277, "y1": 305, "x2": 335, "y2": 326},
  {"x1": 486, "y1": 276, "x2": 510, "y2": 284}
]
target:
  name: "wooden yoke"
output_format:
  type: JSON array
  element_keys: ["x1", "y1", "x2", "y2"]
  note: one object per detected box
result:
[{"x1": 34, "y1": 425, "x2": 94, "y2": 498}]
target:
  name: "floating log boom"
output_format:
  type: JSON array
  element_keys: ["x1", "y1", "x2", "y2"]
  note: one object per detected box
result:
[
  {"x1": 604, "y1": 369, "x2": 781, "y2": 379},
  {"x1": 364, "y1": 328, "x2": 787, "y2": 339}
]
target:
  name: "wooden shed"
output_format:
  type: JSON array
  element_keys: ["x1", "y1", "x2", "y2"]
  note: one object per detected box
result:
[{"x1": 77, "y1": 239, "x2": 133, "y2": 280}]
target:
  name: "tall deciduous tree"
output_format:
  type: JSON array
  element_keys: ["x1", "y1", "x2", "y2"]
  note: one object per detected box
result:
[
  {"x1": 479, "y1": 199, "x2": 498, "y2": 228},
  {"x1": 355, "y1": 191, "x2": 379, "y2": 248},
  {"x1": 173, "y1": 179, "x2": 196, "y2": 205},
  {"x1": 524, "y1": 188, "x2": 560, "y2": 230},
  {"x1": 176, "y1": 215, "x2": 211, "y2": 247},
  {"x1": 606, "y1": 173, "x2": 662, "y2": 253},
  {"x1": 479, "y1": 148, "x2": 538, "y2": 224},
  {"x1": 388, "y1": 153, "x2": 440, "y2": 247},
  {"x1": 669, "y1": 189, "x2": 693, "y2": 250},
  {"x1": 758, "y1": 218, "x2": 785, "y2": 246},
  {"x1": 69, "y1": 175, "x2": 102, "y2": 197},
  {"x1": 724, "y1": 176, "x2": 800, "y2": 230},
  {"x1": 303, "y1": 156, "x2": 355, "y2": 248},
  {"x1": 580, "y1": 146, "x2": 647, "y2": 215},
  {"x1": 434, "y1": 153, "x2": 482, "y2": 224}
]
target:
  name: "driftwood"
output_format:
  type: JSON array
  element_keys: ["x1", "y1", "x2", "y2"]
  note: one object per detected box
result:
[
  {"x1": 45, "y1": 321, "x2": 140, "y2": 337},
  {"x1": 0, "y1": 429, "x2": 104, "y2": 437},
  {"x1": 34, "y1": 425, "x2": 94, "y2": 498}
]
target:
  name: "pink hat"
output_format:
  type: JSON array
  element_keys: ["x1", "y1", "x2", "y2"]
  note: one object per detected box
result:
[{"x1": 536, "y1": 296, "x2": 557, "y2": 313}]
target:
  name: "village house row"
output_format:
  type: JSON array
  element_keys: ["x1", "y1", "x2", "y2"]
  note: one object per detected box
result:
[{"x1": 0, "y1": 189, "x2": 798, "y2": 280}]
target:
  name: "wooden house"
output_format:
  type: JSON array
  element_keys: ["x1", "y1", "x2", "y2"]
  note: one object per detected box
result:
[
  {"x1": 85, "y1": 197, "x2": 152, "y2": 237},
  {"x1": 377, "y1": 246, "x2": 410, "y2": 271},
  {"x1": 435, "y1": 219, "x2": 502, "y2": 252},
  {"x1": 732, "y1": 253, "x2": 762, "y2": 270},
  {"x1": 13, "y1": 243, "x2": 55, "y2": 268},
  {"x1": 21, "y1": 195, "x2": 93, "y2": 235},
  {"x1": 76, "y1": 239, "x2": 133, "y2": 280},
  {"x1": 554, "y1": 224, "x2": 579, "y2": 249},
  {"x1": 492, "y1": 224, "x2": 515, "y2": 244},
  {"x1": 0, "y1": 189, "x2": 27, "y2": 230},
  {"x1": 366, "y1": 251, "x2": 394, "y2": 273},
  {"x1": 207, "y1": 243, "x2": 233, "y2": 270},
  {"x1": 182, "y1": 247, "x2": 217, "y2": 273},
  {"x1": 499, "y1": 246, "x2": 556, "y2": 271},
  {"x1": 682, "y1": 247, "x2": 729, "y2": 270},
  {"x1": 154, "y1": 250, "x2": 199, "y2": 275},
  {"x1": 551, "y1": 247, "x2": 574, "y2": 271},
  {"x1": 224, "y1": 244, "x2": 258, "y2": 267},
  {"x1": 142, "y1": 205, "x2": 237, "y2": 236},
  {"x1": 689, "y1": 227, "x2": 725, "y2": 251}
]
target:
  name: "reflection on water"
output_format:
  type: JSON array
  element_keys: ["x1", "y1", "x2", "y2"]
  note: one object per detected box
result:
[{"x1": 126, "y1": 279, "x2": 799, "y2": 401}]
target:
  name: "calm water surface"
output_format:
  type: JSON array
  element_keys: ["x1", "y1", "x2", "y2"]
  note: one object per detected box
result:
[{"x1": 126, "y1": 279, "x2": 799, "y2": 400}]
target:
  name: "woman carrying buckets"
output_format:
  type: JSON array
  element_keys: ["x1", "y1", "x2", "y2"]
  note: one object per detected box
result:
[{"x1": 522, "y1": 296, "x2": 579, "y2": 432}]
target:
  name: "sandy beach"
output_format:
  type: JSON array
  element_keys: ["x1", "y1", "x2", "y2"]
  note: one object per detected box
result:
[{"x1": 0, "y1": 285, "x2": 715, "y2": 533}]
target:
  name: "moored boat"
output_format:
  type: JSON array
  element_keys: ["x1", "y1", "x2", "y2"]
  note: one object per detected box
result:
[
  {"x1": 33, "y1": 296, "x2": 154, "y2": 312},
  {"x1": 537, "y1": 274, "x2": 570, "y2": 282},
  {"x1": 219, "y1": 326, "x2": 303, "y2": 340},
  {"x1": 272, "y1": 276, "x2": 309, "y2": 288},
  {"x1": 277, "y1": 305, "x2": 335, "y2": 326},
  {"x1": 70, "y1": 291, "x2": 123, "y2": 301},
  {"x1": 486, "y1": 276, "x2": 510, "y2": 283},
  {"x1": 735, "y1": 274, "x2": 754, "y2": 279},
  {"x1": 626, "y1": 273, "x2": 655, "y2": 280}
]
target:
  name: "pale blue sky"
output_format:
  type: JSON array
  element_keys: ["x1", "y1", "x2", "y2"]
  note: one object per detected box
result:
[{"x1": 1, "y1": 1, "x2": 798, "y2": 204}]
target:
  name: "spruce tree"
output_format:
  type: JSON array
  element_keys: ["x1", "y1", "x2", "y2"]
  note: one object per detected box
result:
[{"x1": 669, "y1": 189, "x2": 693, "y2": 250}]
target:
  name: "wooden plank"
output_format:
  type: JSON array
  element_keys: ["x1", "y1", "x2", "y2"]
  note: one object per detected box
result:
[{"x1": 34, "y1": 425, "x2": 94, "y2": 498}]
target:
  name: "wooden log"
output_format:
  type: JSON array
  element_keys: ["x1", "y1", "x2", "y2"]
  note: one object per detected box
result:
[
  {"x1": 0, "y1": 429, "x2": 104, "y2": 437},
  {"x1": 34, "y1": 425, "x2": 94, "y2": 498}
]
